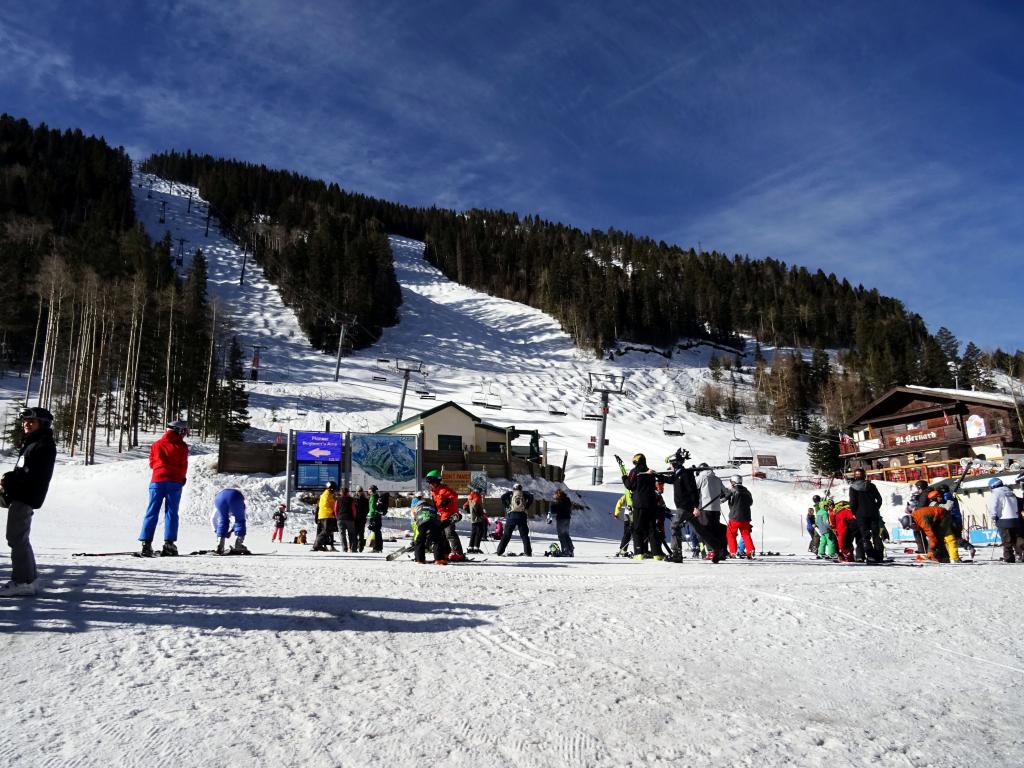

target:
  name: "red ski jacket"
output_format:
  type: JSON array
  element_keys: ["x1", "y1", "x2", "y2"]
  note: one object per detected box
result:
[
  {"x1": 432, "y1": 483, "x2": 460, "y2": 522},
  {"x1": 149, "y1": 430, "x2": 188, "y2": 484}
]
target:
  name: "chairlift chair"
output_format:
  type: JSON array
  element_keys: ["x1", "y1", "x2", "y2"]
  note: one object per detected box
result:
[
  {"x1": 662, "y1": 403, "x2": 685, "y2": 436},
  {"x1": 547, "y1": 400, "x2": 568, "y2": 416},
  {"x1": 728, "y1": 425, "x2": 754, "y2": 466},
  {"x1": 582, "y1": 399, "x2": 604, "y2": 421},
  {"x1": 419, "y1": 391, "x2": 436, "y2": 400},
  {"x1": 372, "y1": 358, "x2": 390, "y2": 382},
  {"x1": 471, "y1": 382, "x2": 488, "y2": 407}
]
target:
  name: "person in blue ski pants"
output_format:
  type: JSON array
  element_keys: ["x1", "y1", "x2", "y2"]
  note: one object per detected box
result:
[{"x1": 212, "y1": 488, "x2": 249, "y2": 554}]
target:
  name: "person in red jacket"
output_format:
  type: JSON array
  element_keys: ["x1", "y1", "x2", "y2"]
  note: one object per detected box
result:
[
  {"x1": 425, "y1": 470, "x2": 465, "y2": 561},
  {"x1": 832, "y1": 501, "x2": 859, "y2": 562},
  {"x1": 138, "y1": 420, "x2": 189, "y2": 556}
]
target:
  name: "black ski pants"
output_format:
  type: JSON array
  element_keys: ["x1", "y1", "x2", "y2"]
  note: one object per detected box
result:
[
  {"x1": 999, "y1": 526, "x2": 1024, "y2": 562},
  {"x1": 691, "y1": 511, "x2": 727, "y2": 555},
  {"x1": 355, "y1": 515, "x2": 367, "y2": 552},
  {"x1": 671, "y1": 517, "x2": 699, "y2": 557},
  {"x1": 444, "y1": 519, "x2": 464, "y2": 556},
  {"x1": 339, "y1": 519, "x2": 358, "y2": 552},
  {"x1": 469, "y1": 521, "x2": 487, "y2": 549},
  {"x1": 496, "y1": 517, "x2": 531, "y2": 556},
  {"x1": 631, "y1": 507, "x2": 661, "y2": 557},
  {"x1": 854, "y1": 513, "x2": 884, "y2": 562},
  {"x1": 367, "y1": 517, "x2": 383, "y2": 552},
  {"x1": 414, "y1": 518, "x2": 447, "y2": 562},
  {"x1": 619, "y1": 520, "x2": 633, "y2": 552},
  {"x1": 314, "y1": 518, "x2": 338, "y2": 550}
]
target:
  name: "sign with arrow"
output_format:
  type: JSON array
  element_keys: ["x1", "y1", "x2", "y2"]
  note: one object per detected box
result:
[{"x1": 296, "y1": 432, "x2": 342, "y2": 462}]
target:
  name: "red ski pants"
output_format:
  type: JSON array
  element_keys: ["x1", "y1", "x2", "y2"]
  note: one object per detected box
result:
[
  {"x1": 272, "y1": 526, "x2": 284, "y2": 542},
  {"x1": 726, "y1": 520, "x2": 755, "y2": 555}
]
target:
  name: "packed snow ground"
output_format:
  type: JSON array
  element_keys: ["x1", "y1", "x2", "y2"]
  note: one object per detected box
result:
[{"x1": 1, "y1": 175, "x2": 1022, "y2": 767}]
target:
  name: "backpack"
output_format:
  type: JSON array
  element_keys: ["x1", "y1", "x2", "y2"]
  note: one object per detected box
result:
[{"x1": 508, "y1": 490, "x2": 527, "y2": 513}]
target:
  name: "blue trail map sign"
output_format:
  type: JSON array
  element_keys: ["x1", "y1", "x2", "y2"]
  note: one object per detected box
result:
[{"x1": 295, "y1": 431, "x2": 343, "y2": 490}]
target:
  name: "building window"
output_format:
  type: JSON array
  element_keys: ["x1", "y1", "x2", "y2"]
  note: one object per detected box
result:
[
  {"x1": 437, "y1": 435, "x2": 463, "y2": 451},
  {"x1": 485, "y1": 441, "x2": 505, "y2": 454}
]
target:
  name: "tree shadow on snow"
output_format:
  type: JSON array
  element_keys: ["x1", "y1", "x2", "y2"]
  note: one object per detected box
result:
[{"x1": 0, "y1": 563, "x2": 497, "y2": 635}]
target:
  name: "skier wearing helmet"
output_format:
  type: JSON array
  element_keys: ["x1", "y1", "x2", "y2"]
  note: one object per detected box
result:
[
  {"x1": 657, "y1": 449, "x2": 700, "y2": 563},
  {"x1": 411, "y1": 491, "x2": 447, "y2": 564},
  {"x1": 693, "y1": 463, "x2": 727, "y2": 563},
  {"x1": 137, "y1": 420, "x2": 189, "y2": 557},
  {"x1": 425, "y1": 470, "x2": 464, "y2": 561},
  {"x1": 312, "y1": 481, "x2": 339, "y2": 552},
  {"x1": 722, "y1": 475, "x2": 755, "y2": 559},
  {"x1": 497, "y1": 482, "x2": 534, "y2": 556},
  {"x1": 987, "y1": 477, "x2": 1024, "y2": 562}
]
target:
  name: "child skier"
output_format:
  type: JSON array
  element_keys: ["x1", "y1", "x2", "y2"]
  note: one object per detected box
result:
[
  {"x1": 806, "y1": 495, "x2": 821, "y2": 553},
  {"x1": 815, "y1": 498, "x2": 837, "y2": 559},
  {"x1": 411, "y1": 492, "x2": 447, "y2": 565},
  {"x1": 367, "y1": 485, "x2": 387, "y2": 553},
  {"x1": 613, "y1": 493, "x2": 633, "y2": 556},
  {"x1": 832, "y1": 500, "x2": 858, "y2": 562},
  {"x1": 272, "y1": 503, "x2": 287, "y2": 543},
  {"x1": 464, "y1": 488, "x2": 487, "y2": 554},
  {"x1": 913, "y1": 491, "x2": 960, "y2": 562}
]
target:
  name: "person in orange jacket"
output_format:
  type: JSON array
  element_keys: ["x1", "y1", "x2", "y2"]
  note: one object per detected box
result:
[
  {"x1": 832, "y1": 501, "x2": 859, "y2": 562},
  {"x1": 913, "y1": 490, "x2": 961, "y2": 562},
  {"x1": 138, "y1": 420, "x2": 189, "y2": 557},
  {"x1": 425, "y1": 470, "x2": 465, "y2": 561}
]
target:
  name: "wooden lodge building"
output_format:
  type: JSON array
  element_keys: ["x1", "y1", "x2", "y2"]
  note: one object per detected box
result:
[{"x1": 842, "y1": 386, "x2": 1024, "y2": 483}]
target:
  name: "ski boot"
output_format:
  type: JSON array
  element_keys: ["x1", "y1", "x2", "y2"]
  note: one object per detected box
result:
[
  {"x1": 140, "y1": 540, "x2": 154, "y2": 557},
  {"x1": 670, "y1": 552, "x2": 683, "y2": 564},
  {"x1": 229, "y1": 536, "x2": 250, "y2": 555},
  {"x1": 615, "y1": 548, "x2": 630, "y2": 558},
  {"x1": 448, "y1": 552, "x2": 467, "y2": 562},
  {"x1": 215, "y1": 537, "x2": 227, "y2": 555},
  {"x1": 160, "y1": 541, "x2": 178, "y2": 557}
]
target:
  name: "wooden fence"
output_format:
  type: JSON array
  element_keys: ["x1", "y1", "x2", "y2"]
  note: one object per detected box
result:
[{"x1": 217, "y1": 440, "x2": 288, "y2": 474}]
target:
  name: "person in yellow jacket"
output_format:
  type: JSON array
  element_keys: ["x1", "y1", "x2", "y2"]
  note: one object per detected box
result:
[
  {"x1": 613, "y1": 494, "x2": 633, "y2": 556},
  {"x1": 313, "y1": 481, "x2": 339, "y2": 552}
]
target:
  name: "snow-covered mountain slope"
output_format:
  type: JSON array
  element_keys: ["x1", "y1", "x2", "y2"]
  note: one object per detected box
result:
[
  {"x1": 128, "y1": 170, "x2": 830, "y2": 548},
  {"x1": 3, "y1": 173, "x2": 1023, "y2": 768}
]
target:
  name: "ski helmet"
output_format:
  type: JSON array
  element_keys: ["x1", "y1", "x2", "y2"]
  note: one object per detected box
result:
[
  {"x1": 914, "y1": 479, "x2": 929, "y2": 491},
  {"x1": 278, "y1": 503, "x2": 286, "y2": 510},
  {"x1": 415, "y1": 490, "x2": 427, "y2": 500},
  {"x1": 369, "y1": 485, "x2": 378, "y2": 492},
  {"x1": 987, "y1": 477, "x2": 1003, "y2": 489},
  {"x1": 325, "y1": 481, "x2": 337, "y2": 491},
  {"x1": 812, "y1": 495, "x2": 822, "y2": 503},
  {"x1": 513, "y1": 483, "x2": 523, "y2": 491},
  {"x1": 927, "y1": 490, "x2": 941, "y2": 501},
  {"x1": 355, "y1": 486, "x2": 364, "y2": 493},
  {"x1": 167, "y1": 419, "x2": 189, "y2": 436},
  {"x1": 632, "y1": 453, "x2": 646, "y2": 466},
  {"x1": 19, "y1": 406, "x2": 53, "y2": 426},
  {"x1": 425, "y1": 469, "x2": 442, "y2": 482},
  {"x1": 730, "y1": 475, "x2": 743, "y2": 485}
]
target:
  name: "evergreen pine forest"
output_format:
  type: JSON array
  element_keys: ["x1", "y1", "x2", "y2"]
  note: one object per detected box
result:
[{"x1": 2, "y1": 114, "x2": 1021, "y2": 460}]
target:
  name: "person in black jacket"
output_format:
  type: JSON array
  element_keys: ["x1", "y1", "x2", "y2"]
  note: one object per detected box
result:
[
  {"x1": 722, "y1": 475, "x2": 755, "y2": 559},
  {"x1": 1, "y1": 407, "x2": 57, "y2": 597},
  {"x1": 353, "y1": 486, "x2": 370, "y2": 552},
  {"x1": 848, "y1": 469, "x2": 885, "y2": 562},
  {"x1": 624, "y1": 453, "x2": 661, "y2": 560},
  {"x1": 657, "y1": 450, "x2": 700, "y2": 563},
  {"x1": 548, "y1": 488, "x2": 574, "y2": 556}
]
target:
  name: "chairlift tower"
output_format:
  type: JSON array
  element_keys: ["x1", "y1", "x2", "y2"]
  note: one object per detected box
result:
[
  {"x1": 394, "y1": 359, "x2": 424, "y2": 423},
  {"x1": 587, "y1": 372, "x2": 627, "y2": 485},
  {"x1": 332, "y1": 314, "x2": 356, "y2": 382}
]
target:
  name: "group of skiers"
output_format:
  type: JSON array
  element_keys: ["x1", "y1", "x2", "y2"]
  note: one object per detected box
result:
[
  {"x1": 615, "y1": 449, "x2": 754, "y2": 563},
  {"x1": 805, "y1": 469, "x2": 1024, "y2": 564},
  {"x1": 314, "y1": 482, "x2": 390, "y2": 553},
  {"x1": 804, "y1": 468, "x2": 888, "y2": 563}
]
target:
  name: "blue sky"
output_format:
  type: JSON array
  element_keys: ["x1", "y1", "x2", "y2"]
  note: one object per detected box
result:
[{"x1": 2, "y1": 1, "x2": 1021, "y2": 351}]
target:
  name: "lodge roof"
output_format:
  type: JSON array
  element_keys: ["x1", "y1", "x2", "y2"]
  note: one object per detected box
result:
[
  {"x1": 848, "y1": 386, "x2": 1018, "y2": 427},
  {"x1": 378, "y1": 401, "x2": 506, "y2": 434}
]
